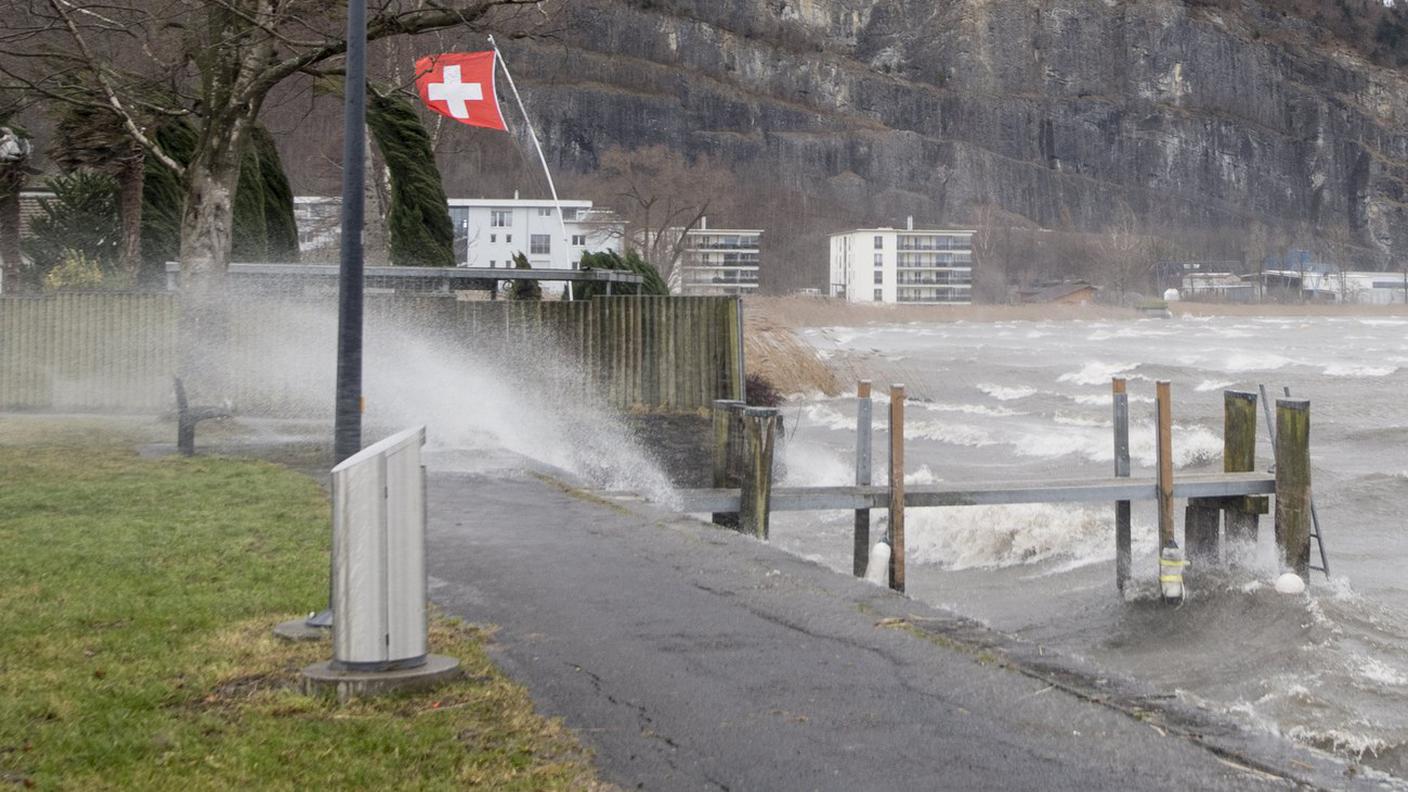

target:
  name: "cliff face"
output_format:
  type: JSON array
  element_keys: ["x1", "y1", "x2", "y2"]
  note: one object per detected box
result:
[{"x1": 467, "y1": 0, "x2": 1408, "y2": 288}]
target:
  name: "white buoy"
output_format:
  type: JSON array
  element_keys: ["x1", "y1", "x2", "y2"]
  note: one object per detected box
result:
[
  {"x1": 864, "y1": 540, "x2": 891, "y2": 586},
  {"x1": 1275, "y1": 572, "x2": 1307, "y2": 595}
]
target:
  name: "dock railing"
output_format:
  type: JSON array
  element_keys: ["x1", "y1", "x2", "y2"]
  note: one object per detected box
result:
[{"x1": 669, "y1": 380, "x2": 1311, "y2": 596}]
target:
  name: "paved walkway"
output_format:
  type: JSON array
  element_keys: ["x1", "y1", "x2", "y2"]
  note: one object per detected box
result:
[{"x1": 426, "y1": 465, "x2": 1379, "y2": 791}]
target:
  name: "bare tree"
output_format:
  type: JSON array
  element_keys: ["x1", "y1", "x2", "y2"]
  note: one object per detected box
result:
[
  {"x1": 1, "y1": 0, "x2": 542, "y2": 298},
  {"x1": 584, "y1": 145, "x2": 738, "y2": 287},
  {"x1": 1096, "y1": 200, "x2": 1150, "y2": 299},
  {"x1": 0, "y1": 123, "x2": 33, "y2": 294},
  {"x1": 970, "y1": 201, "x2": 1016, "y2": 303},
  {"x1": 1243, "y1": 220, "x2": 1269, "y2": 302}
]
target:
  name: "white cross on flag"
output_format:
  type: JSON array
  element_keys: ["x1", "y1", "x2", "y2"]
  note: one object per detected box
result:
[{"x1": 415, "y1": 52, "x2": 506, "y2": 131}]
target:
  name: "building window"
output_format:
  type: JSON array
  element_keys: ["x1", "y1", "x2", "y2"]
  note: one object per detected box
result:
[
  {"x1": 538, "y1": 207, "x2": 552, "y2": 216},
  {"x1": 874, "y1": 288, "x2": 884, "y2": 301},
  {"x1": 530, "y1": 234, "x2": 551, "y2": 255},
  {"x1": 505, "y1": 234, "x2": 512, "y2": 244},
  {"x1": 489, "y1": 260, "x2": 496, "y2": 268},
  {"x1": 489, "y1": 233, "x2": 496, "y2": 243},
  {"x1": 491, "y1": 210, "x2": 511, "y2": 227},
  {"x1": 874, "y1": 235, "x2": 884, "y2": 250},
  {"x1": 874, "y1": 253, "x2": 884, "y2": 266},
  {"x1": 571, "y1": 234, "x2": 587, "y2": 246},
  {"x1": 449, "y1": 207, "x2": 469, "y2": 264},
  {"x1": 561, "y1": 208, "x2": 579, "y2": 221},
  {"x1": 874, "y1": 271, "x2": 883, "y2": 284}
]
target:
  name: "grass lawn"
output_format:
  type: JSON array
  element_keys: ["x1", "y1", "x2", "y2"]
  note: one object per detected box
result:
[{"x1": 0, "y1": 417, "x2": 607, "y2": 790}]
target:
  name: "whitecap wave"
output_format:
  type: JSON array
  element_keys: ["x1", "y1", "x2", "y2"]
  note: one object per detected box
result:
[
  {"x1": 1058, "y1": 361, "x2": 1138, "y2": 386},
  {"x1": 1323, "y1": 363, "x2": 1397, "y2": 378},
  {"x1": 905, "y1": 503, "x2": 1113, "y2": 570},
  {"x1": 977, "y1": 384, "x2": 1037, "y2": 401}
]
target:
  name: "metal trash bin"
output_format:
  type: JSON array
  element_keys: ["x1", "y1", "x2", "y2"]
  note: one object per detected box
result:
[{"x1": 331, "y1": 426, "x2": 428, "y2": 671}]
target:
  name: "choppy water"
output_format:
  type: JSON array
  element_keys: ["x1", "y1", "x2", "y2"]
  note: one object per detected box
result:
[{"x1": 773, "y1": 315, "x2": 1408, "y2": 776}]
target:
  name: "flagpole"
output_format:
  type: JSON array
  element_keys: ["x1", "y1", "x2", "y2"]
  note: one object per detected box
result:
[{"x1": 488, "y1": 35, "x2": 575, "y2": 301}]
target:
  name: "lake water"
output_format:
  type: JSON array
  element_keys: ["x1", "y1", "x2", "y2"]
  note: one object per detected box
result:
[{"x1": 769, "y1": 315, "x2": 1408, "y2": 776}]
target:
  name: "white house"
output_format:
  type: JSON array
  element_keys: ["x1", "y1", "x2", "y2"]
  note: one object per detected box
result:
[
  {"x1": 293, "y1": 195, "x2": 624, "y2": 270},
  {"x1": 829, "y1": 222, "x2": 974, "y2": 304},
  {"x1": 670, "y1": 218, "x2": 762, "y2": 296},
  {"x1": 448, "y1": 197, "x2": 623, "y2": 270}
]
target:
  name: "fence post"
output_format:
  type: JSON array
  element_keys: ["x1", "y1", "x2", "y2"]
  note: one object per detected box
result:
[
  {"x1": 738, "y1": 406, "x2": 779, "y2": 540},
  {"x1": 888, "y1": 384, "x2": 906, "y2": 593},
  {"x1": 1112, "y1": 378, "x2": 1131, "y2": 593},
  {"x1": 711, "y1": 399, "x2": 744, "y2": 528},
  {"x1": 1223, "y1": 390, "x2": 1261, "y2": 546},
  {"x1": 853, "y1": 380, "x2": 873, "y2": 577},
  {"x1": 1155, "y1": 380, "x2": 1175, "y2": 553},
  {"x1": 1274, "y1": 399, "x2": 1312, "y2": 580}
]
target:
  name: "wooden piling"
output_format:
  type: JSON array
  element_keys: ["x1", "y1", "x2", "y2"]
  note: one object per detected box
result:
[
  {"x1": 853, "y1": 381, "x2": 874, "y2": 577},
  {"x1": 1155, "y1": 380, "x2": 1175, "y2": 551},
  {"x1": 1184, "y1": 501, "x2": 1221, "y2": 563},
  {"x1": 1112, "y1": 378, "x2": 1132, "y2": 593},
  {"x1": 738, "y1": 406, "x2": 779, "y2": 540},
  {"x1": 888, "y1": 384, "x2": 906, "y2": 593},
  {"x1": 712, "y1": 399, "x2": 745, "y2": 528},
  {"x1": 1274, "y1": 398, "x2": 1312, "y2": 580},
  {"x1": 1223, "y1": 390, "x2": 1261, "y2": 545}
]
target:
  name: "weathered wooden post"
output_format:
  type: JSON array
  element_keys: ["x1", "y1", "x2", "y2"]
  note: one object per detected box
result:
[
  {"x1": 738, "y1": 406, "x2": 779, "y2": 540},
  {"x1": 711, "y1": 399, "x2": 745, "y2": 528},
  {"x1": 853, "y1": 381, "x2": 874, "y2": 577},
  {"x1": 1112, "y1": 378, "x2": 1131, "y2": 593},
  {"x1": 1223, "y1": 390, "x2": 1262, "y2": 545},
  {"x1": 1185, "y1": 386, "x2": 1222, "y2": 563},
  {"x1": 1274, "y1": 398, "x2": 1312, "y2": 580},
  {"x1": 1155, "y1": 380, "x2": 1175, "y2": 551},
  {"x1": 888, "y1": 384, "x2": 906, "y2": 593}
]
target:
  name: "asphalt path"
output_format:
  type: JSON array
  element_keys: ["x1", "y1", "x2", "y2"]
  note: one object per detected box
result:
[{"x1": 426, "y1": 465, "x2": 1385, "y2": 791}]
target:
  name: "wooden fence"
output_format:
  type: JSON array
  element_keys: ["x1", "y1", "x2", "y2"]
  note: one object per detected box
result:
[{"x1": 0, "y1": 292, "x2": 743, "y2": 414}]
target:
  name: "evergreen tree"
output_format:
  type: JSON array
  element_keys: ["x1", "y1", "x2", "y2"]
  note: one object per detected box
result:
[
  {"x1": 231, "y1": 140, "x2": 269, "y2": 262},
  {"x1": 251, "y1": 126, "x2": 299, "y2": 262},
  {"x1": 139, "y1": 120, "x2": 197, "y2": 279},
  {"x1": 366, "y1": 86, "x2": 455, "y2": 267},
  {"x1": 574, "y1": 250, "x2": 669, "y2": 300},
  {"x1": 508, "y1": 252, "x2": 542, "y2": 300},
  {"x1": 140, "y1": 120, "x2": 298, "y2": 276},
  {"x1": 23, "y1": 171, "x2": 121, "y2": 281}
]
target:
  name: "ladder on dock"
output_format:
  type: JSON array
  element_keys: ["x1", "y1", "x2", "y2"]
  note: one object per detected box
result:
[{"x1": 1258, "y1": 384, "x2": 1330, "y2": 577}]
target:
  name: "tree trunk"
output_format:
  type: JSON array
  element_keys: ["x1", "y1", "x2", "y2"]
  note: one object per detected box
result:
[
  {"x1": 117, "y1": 150, "x2": 145, "y2": 282},
  {"x1": 0, "y1": 186, "x2": 20, "y2": 295},
  {"x1": 0, "y1": 163, "x2": 25, "y2": 294},
  {"x1": 177, "y1": 127, "x2": 244, "y2": 403}
]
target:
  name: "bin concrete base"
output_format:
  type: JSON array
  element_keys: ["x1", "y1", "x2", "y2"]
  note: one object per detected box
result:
[
  {"x1": 300, "y1": 654, "x2": 462, "y2": 702},
  {"x1": 273, "y1": 618, "x2": 330, "y2": 642}
]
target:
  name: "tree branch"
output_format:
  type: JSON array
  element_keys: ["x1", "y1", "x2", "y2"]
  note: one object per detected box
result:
[{"x1": 45, "y1": 0, "x2": 185, "y2": 175}]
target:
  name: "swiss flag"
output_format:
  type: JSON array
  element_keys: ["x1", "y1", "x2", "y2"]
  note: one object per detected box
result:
[{"x1": 415, "y1": 52, "x2": 507, "y2": 131}]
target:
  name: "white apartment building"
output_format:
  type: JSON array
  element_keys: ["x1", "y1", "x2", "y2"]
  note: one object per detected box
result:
[
  {"x1": 449, "y1": 197, "x2": 623, "y2": 270},
  {"x1": 829, "y1": 224, "x2": 974, "y2": 304},
  {"x1": 293, "y1": 195, "x2": 624, "y2": 269},
  {"x1": 671, "y1": 218, "x2": 762, "y2": 296}
]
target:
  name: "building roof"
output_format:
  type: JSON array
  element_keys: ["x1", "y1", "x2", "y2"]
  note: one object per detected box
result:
[
  {"x1": 1021, "y1": 281, "x2": 1098, "y2": 302},
  {"x1": 294, "y1": 195, "x2": 594, "y2": 209},
  {"x1": 831, "y1": 228, "x2": 976, "y2": 237}
]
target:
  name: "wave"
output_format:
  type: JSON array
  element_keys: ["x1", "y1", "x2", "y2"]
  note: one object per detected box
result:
[
  {"x1": 1195, "y1": 379, "x2": 1237, "y2": 392},
  {"x1": 919, "y1": 401, "x2": 1026, "y2": 417},
  {"x1": 905, "y1": 503, "x2": 1114, "y2": 570},
  {"x1": 1058, "y1": 361, "x2": 1138, "y2": 385},
  {"x1": 1323, "y1": 363, "x2": 1398, "y2": 378},
  {"x1": 977, "y1": 383, "x2": 1037, "y2": 401}
]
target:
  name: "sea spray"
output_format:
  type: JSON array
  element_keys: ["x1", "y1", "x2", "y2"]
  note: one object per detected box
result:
[{"x1": 193, "y1": 295, "x2": 681, "y2": 506}]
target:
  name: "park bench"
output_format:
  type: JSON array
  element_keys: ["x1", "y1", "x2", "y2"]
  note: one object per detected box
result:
[{"x1": 173, "y1": 377, "x2": 232, "y2": 456}]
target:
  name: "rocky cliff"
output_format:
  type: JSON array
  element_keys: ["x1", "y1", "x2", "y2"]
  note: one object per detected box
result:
[{"x1": 442, "y1": 0, "x2": 1402, "y2": 289}]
